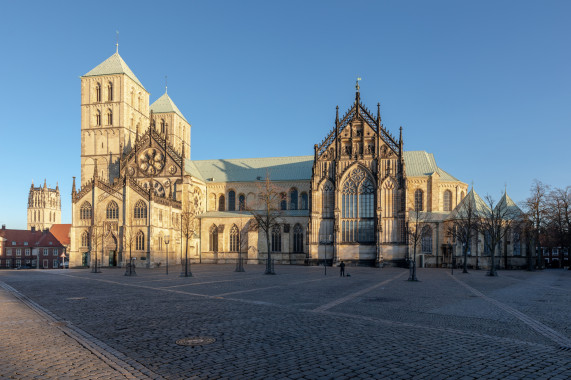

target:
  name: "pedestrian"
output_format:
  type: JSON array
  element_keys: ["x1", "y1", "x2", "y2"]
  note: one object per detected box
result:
[{"x1": 339, "y1": 260, "x2": 345, "y2": 277}]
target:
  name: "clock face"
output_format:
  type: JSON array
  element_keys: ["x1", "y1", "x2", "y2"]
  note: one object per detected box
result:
[
  {"x1": 142, "y1": 180, "x2": 165, "y2": 197},
  {"x1": 138, "y1": 148, "x2": 165, "y2": 176}
]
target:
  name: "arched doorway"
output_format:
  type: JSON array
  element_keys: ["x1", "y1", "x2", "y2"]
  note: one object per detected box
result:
[{"x1": 105, "y1": 233, "x2": 118, "y2": 267}]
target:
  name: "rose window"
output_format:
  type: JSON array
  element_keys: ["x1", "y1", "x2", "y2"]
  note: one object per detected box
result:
[{"x1": 138, "y1": 148, "x2": 165, "y2": 176}]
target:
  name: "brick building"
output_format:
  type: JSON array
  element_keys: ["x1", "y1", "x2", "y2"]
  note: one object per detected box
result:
[{"x1": 0, "y1": 225, "x2": 64, "y2": 269}]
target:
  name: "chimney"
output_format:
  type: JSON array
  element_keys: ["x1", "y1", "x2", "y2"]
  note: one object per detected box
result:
[{"x1": 2, "y1": 224, "x2": 5, "y2": 230}]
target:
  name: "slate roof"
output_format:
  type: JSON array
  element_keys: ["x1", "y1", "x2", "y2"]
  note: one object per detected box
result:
[
  {"x1": 150, "y1": 92, "x2": 188, "y2": 123},
  {"x1": 185, "y1": 156, "x2": 314, "y2": 183},
  {"x1": 403, "y1": 151, "x2": 459, "y2": 181},
  {"x1": 83, "y1": 52, "x2": 146, "y2": 90}
]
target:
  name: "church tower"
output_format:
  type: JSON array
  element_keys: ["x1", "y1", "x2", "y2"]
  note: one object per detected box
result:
[
  {"x1": 150, "y1": 91, "x2": 191, "y2": 159},
  {"x1": 80, "y1": 48, "x2": 149, "y2": 186},
  {"x1": 27, "y1": 180, "x2": 61, "y2": 231}
]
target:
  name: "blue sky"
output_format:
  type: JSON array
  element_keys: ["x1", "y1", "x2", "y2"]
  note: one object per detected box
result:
[{"x1": 0, "y1": 0, "x2": 569, "y2": 229}]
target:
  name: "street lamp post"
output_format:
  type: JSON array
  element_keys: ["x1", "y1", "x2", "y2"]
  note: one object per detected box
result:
[{"x1": 165, "y1": 235, "x2": 170, "y2": 275}]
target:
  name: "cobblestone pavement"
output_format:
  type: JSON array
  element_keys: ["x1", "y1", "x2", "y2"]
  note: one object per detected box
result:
[{"x1": 1, "y1": 265, "x2": 570, "y2": 379}]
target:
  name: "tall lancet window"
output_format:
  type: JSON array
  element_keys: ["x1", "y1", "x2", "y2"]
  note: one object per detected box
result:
[{"x1": 341, "y1": 168, "x2": 375, "y2": 243}]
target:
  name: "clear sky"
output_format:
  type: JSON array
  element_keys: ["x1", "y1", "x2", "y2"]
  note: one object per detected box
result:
[{"x1": 0, "y1": 0, "x2": 569, "y2": 229}]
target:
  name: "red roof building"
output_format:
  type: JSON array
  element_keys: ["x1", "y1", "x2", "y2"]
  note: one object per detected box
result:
[{"x1": 0, "y1": 225, "x2": 65, "y2": 269}]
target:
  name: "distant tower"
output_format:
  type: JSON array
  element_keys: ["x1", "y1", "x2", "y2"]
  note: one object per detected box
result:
[{"x1": 27, "y1": 180, "x2": 61, "y2": 231}]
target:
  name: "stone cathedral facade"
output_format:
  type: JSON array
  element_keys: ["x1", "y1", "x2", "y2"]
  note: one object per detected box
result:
[{"x1": 70, "y1": 50, "x2": 484, "y2": 269}]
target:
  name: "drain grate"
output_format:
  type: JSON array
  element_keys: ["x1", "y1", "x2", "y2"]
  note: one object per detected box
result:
[{"x1": 176, "y1": 337, "x2": 216, "y2": 346}]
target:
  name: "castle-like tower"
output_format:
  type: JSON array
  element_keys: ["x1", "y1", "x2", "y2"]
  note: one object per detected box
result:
[{"x1": 27, "y1": 180, "x2": 61, "y2": 231}]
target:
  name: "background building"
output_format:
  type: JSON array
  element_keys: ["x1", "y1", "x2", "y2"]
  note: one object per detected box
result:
[
  {"x1": 27, "y1": 180, "x2": 61, "y2": 231},
  {"x1": 0, "y1": 225, "x2": 64, "y2": 269}
]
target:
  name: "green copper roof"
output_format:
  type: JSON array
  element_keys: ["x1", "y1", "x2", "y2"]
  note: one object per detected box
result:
[
  {"x1": 403, "y1": 151, "x2": 459, "y2": 181},
  {"x1": 448, "y1": 188, "x2": 490, "y2": 219},
  {"x1": 198, "y1": 210, "x2": 310, "y2": 218},
  {"x1": 150, "y1": 92, "x2": 188, "y2": 123},
  {"x1": 495, "y1": 192, "x2": 523, "y2": 218},
  {"x1": 185, "y1": 156, "x2": 314, "y2": 182},
  {"x1": 83, "y1": 52, "x2": 146, "y2": 90},
  {"x1": 184, "y1": 151, "x2": 461, "y2": 184}
]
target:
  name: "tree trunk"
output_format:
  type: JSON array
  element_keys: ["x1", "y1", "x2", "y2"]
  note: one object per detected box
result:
[
  {"x1": 462, "y1": 244, "x2": 468, "y2": 274},
  {"x1": 488, "y1": 244, "x2": 497, "y2": 276},
  {"x1": 265, "y1": 230, "x2": 273, "y2": 274}
]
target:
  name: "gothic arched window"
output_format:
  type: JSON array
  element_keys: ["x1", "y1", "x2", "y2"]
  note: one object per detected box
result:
[
  {"x1": 130, "y1": 89, "x2": 135, "y2": 106},
  {"x1": 443, "y1": 190, "x2": 452, "y2": 212},
  {"x1": 80, "y1": 202, "x2": 92, "y2": 220},
  {"x1": 341, "y1": 168, "x2": 374, "y2": 243},
  {"x1": 293, "y1": 224, "x2": 303, "y2": 253},
  {"x1": 218, "y1": 195, "x2": 225, "y2": 211},
  {"x1": 290, "y1": 189, "x2": 298, "y2": 210},
  {"x1": 134, "y1": 200, "x2": 147, "y2": 219},
  {"x1": 95, "y1": 110, "x2": 101, "y2": 126},
  {"x1": 460, "y1": 191, "x2": 465, "y2": 200},
  {"x1": 107, "y1": 109, "x2": 113, "y2": 125},
  {"x1": 160, "y1": 119, "x2": 165, "y2": 134},
  {"x1": 106, "y1": 201, "x2": 118, "y2": 220},
  {"x1": 81, "y1": 231, "x2": 90, "y2": 247},
  {"x1": 107, "y1": 82, "x2": 113, "y2": 101},
  {"x1": 300, "y1": 192, "x2": 308, "y2": 210},
  {"x1": 238, "y1": 194, "x2": 246, "y2": 211},
  {"x1": 95, "y1": 83, "x2": 101, "y2": 102},
  {"x1": 421, "y1": 226, "x2": 433, "y2": 254},
  {"x1": 280, "y1": 193, "x2": 287, "y2": 210},
  {"x1": 209, "y1": 225, "x2": 218, "y2": 252},
  {"x1": 136, "y1": 231, "x2": 145, "y2": 250},
  {"x1": 228, "y1": 191, "x2": 236, "y2": 211},
  {"x1": 513, "y1": 229, "x2": 521, "y2": 256},
  {"x1": 414, "y1": 189, "x2": 424, "y2": 211},
  {"x1": 271, "y1": 225, "x2": 281, "y2": 252},
  {"x1": 322, "y1": 182, "x2": 334, "y2": 218},
  {"x1": 230, "y1": 225, "x2": 239, "y2": 252}
]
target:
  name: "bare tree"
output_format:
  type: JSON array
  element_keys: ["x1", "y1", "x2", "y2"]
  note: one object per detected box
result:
[
  {"x1": 249, "y1": 173, "x2": 284, "y2": 275},
  {"x1": 480, "y1": 194, "x2": 520, "y2": 276},
  {"x1": 180, "y1": 198, "x2": 198, "y2": 277},
  {"x1": 407, "y1": 207, "x2": 431, "y2": 281},
  {"x1": 123, "y1": 214, "x2": 137, "y2": 276},
  {"x1": 546, "y1": 186, "x2": 571, "y2": 266},
  {"x1": 524, "y1": 180, "x2": 549, "y2": 269},
  {"x1": 447, "y1": 191, "x2": 482, "y2": 274},
  {"x1": 89, "y1": 223, "x2": 103, "y2": 273}
]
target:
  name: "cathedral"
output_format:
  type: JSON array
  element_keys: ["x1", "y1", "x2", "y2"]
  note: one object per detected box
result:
[{"x1": 70, "y1": 49, "x2": 527, "y2": 270}]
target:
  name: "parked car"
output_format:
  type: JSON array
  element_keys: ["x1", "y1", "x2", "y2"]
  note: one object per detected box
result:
[
  {"x1": 60, "y1": 261, "x2": 69, "y2": 269},
  {"x1": 17, "y1": 264, "x2": 33, "y2": 270}
]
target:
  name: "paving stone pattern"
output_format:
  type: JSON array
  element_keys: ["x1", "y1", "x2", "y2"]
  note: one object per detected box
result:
[{"x1": 1, "y1": 265, "x2": 570, "y2": 379}]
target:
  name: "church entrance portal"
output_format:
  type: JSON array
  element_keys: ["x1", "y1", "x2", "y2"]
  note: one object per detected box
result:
[
  {"x1": 104, "y1": 234, "x2": 118, "y2": 267},
  {"x1": 108, "y1": 251, "x2": 117, "y2": 266}
]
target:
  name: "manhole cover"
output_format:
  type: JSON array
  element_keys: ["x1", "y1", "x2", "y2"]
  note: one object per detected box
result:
[{"x1": 176, "y1": 337, "x2": 216, "y2": 346}]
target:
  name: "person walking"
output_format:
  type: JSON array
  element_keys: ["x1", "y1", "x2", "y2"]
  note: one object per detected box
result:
[{"x1": 339, "y1": 261, "x2": 345, "y2": 277}]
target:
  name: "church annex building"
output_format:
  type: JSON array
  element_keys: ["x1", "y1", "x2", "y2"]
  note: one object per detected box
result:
[{"x1": 69, "y1": 50, "x2": 529, "y2": 269}]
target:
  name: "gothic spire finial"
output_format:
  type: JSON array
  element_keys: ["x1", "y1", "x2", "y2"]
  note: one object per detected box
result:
[
  {"x1": 72, "y1": 177, "x2": 76, "y2": 195},
  {"x1": 44, "y1": 178, "x2": 47, "y2": 188},
  {"x1": 165, "y1": 75, "x2": 168, "y2": 94},
  {"x1": 56, "y1": 182, "x2": 59, "y2": 191},
  {"x1": 356, "y1": 77, "x2": 361, "y2": 92},
  {"x1": 116, "y1": 31, "x2": 119, "y2": 53},
  {"x1": 335, "y1": 106, "x2": 339, "y2": 125},
  {"x1": 93, "y1": 159, "x2": 99, "y2": 179}
]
